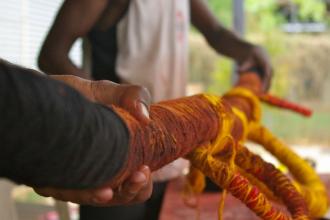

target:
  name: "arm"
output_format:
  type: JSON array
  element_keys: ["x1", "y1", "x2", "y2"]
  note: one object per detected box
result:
[
  {"x1": 0, "y1": 59, "x2": 129, "y2": 189},
  {"x1": 38, "y1": 0, "x2": 109, "y2": 78},
  {"x1": 32, "y1": 75, "x2": 153, "y2": 205},
  {"x1": 190, "y1": 0, "x2": 273, "y2": 91},
  {"x1": 191, "y1": 0, "x2": 251, "y2": 64}
]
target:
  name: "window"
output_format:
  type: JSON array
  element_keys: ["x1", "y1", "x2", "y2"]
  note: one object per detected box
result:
[{"x1": 0, "y1": 0, "x2": 81, "y2": 69}]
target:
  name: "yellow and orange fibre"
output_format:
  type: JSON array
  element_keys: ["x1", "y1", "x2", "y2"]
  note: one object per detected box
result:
[
  {"x1": 185, "y1": 92, "x2": 309, "y2": 220},
  {"x1": 223, "y1": 77, "x2": 328, "y2": 218},
  {"x1": 109, "y1": 73, "x2": 327, "y2": 220}
]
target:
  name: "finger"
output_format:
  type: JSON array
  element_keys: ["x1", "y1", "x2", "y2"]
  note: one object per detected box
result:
[
  {"x1": 56, "y1": 189, "x2": 89, "y2": 204},
  {"x1": 92, "y1": 80, "x2": 119, "y2": 104},
  {"x1": 34, "y1": 187, "x2": 72, "y2": 202},
  {"x1": 133, "y1": 101, "x2": 150, "y2": 125},
  {"x1": 114, "y1": 166, "x2": 150, "y2": 203},
  {"x1": 131, "y1": 165, "x2": 150, "y2": 184},
  {"x1": 238, "y1": 59, "x2": 254, "y2": 73},
  {"x1": 266, "y1": 72, "x2": 273, "y2": 92},
  {"x1": 113, "y1": 166, "x2": 152, "y2": 205},
  {"x1": 131, "y1": 86, "x2": 151, "y2": 124},
  {"x1": 89, "y1": 187, "x2": 114, "y2": 205},
  {"x1": 59, "y1": 187, "x2": 114, "y2": 206},
  {"x1": 120, "y1": 86, "x2": 151, "y2": 125},
  {"x1": 51, "y1": 75, "x2": 95, "y2": 101},
  {"x1": 62, "y1": 187, "x2": 114, "y2": 205},
  {"x1": 120, "y1": 97, "x2": 149, "y2": 124},
  {"x1": 132, "y1": 168, "x2": 153, "y2": 203},
  {"x1": 262, "y1": 66, "x2": 273, "y2": 92},
  {"x1": 138, "y1": 86, "x2": 152, "y2": 107},
  {"x1": 34, "y1": 187, "x2": 114, "y2": 206}
]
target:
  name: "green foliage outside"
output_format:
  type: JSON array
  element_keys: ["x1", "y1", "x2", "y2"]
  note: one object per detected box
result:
[
  {"x1": 293, "y1": 0, "x2": 327, "y2": 22},
  {"x1": 207, "y1": 0, "x2": 232, "y2": 26},
  {"x1": 207, "y1": 0, "x2": 327, "y2": 30},
  {"x1": 245, "y1": 0, "x2": 327, "y2": 30},
  {"x1": 246, "y1": 0, "x2": 284, "y2": 32},
  {"x1": 190, "y1": 0, "x2": 330, "y2": 145}
]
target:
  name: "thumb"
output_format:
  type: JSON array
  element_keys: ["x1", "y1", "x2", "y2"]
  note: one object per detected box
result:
[
  {"x1": 133, "y1": 100, "x2": 150, "y2": 125},
  {"x1": 238, "y1": 59, "x2": 254, "y2": 73},
  {"x1": 118, "y1": 85, "x2": 152, "y2": 125}
]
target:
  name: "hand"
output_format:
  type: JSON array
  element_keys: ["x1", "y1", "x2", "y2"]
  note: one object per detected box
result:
[
  {"x1": 51, "y1": 75, "x2": 151, "y2": 124},
  {"x1": 34, "y1": 166, "x2": 153, "y2": 206},
  {"x1": 238, "y1": 45, "x2": 273, "y2": 92},
  {"x1": 92, "y1": 80, "x2": 151, "y2": 125},
  {"x1": 44, "y1": 76, "x2": 153, "y2": 205}
]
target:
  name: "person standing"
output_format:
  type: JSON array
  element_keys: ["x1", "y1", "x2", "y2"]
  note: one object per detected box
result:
[{"x1": 38, "y1": 1, "x2": 273, "y2": 219}]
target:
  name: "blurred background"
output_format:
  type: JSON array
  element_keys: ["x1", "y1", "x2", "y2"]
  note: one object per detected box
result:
[
  {"x1": 0, "y1": 0, "x2": 329, "y2": 219},
  {"x1": 189, "y1": 0, "x2": 330, "y2": 147}
]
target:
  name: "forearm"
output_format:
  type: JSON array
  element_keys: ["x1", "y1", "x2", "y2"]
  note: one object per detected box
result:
[
  {"x1": 190, "y1": 0, "x2": 253, "y2": 64},
  {"x1": 0, "y1": 59, "x2": 129, "y2": 189},
  {"x1": 38, "y1": 45, "x2": 90, "y2": 78},
  {"x1": 191, "y1": 0, "x2": 273, "y2": 91},
  {"x1": 38, "y1": 0, "x2": 109, "y2": 79},
  {"x1": 204, "y1": 26, "x2": 253, "y2": 63}
]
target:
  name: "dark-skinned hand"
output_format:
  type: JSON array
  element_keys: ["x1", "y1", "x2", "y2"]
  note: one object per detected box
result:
[
  {"x1": 33, "y1": 75, "x2": 153, "y2": 206},
  {"x1": 238, "y1": 45, "x2": 273, "y2": 92}
]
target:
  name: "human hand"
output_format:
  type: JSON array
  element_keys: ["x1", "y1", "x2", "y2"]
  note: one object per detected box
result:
[
  {"x1": 238, "y1": 45, "x2": 273, "y2": 92},
  {"x1": 44, "y1": 75, "x2": 153, "y2": 205},
  {"x1": 51, "y1": 75, "x2": 151, "y2": 124},
  {"x1": 34, "y1": 166, "x2": 153, "y2": 206},
  {"x1": 92, "y1": 80, "x2": 151, "y2": 124}
]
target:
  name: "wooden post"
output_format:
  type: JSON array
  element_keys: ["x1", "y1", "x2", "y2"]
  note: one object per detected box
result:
[
  {"x1": 233, "y1": 0, "x2": 245, "y2": 36},
  {"x1": 232, "y1": 0, "x2": 245, "y2": 84}
]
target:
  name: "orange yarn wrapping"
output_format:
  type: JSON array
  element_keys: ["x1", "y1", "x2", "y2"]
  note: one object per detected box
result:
[
  {"x1": 109, "y1": 94, "x2": 220, "y2": 188},
  {"x1": 109, "y1": 73, "x2": 312, "y2": 220}
]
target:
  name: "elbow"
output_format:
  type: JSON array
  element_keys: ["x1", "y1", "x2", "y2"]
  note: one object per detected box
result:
[
  {"x1": 37, "y1": 55, "x2": 48, "y2": 74},
  {"x1": 38, "y1": 47, "x2": 57, "y2": 75},
  {"x1": 38, "y1": 48, "x2": 53, "y2": 75},
  {"x1": 203, "y1": 25, "x2": 242, "y2": 53}
]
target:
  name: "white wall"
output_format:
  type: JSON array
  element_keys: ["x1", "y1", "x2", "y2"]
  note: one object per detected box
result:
[{"x1": 0, "y1": 0, "x2": 81, "y2": 70}]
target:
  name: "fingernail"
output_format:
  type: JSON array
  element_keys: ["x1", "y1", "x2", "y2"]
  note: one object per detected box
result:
[
  {"x1": 92, "y1": 197, "x2": 104, "y2": 204},
  {"x1": 140, "y1": 102, "x2": 149, "y2": 118},
  {"x1": 141, "y1": 165, "x2": 150, "y2": 172},
  {"x1": 93, "y1": 188, "x2": 113, "y2": 203},
  {"x1": 131, "y1": 172, "x2": 147, "y2": 183}
]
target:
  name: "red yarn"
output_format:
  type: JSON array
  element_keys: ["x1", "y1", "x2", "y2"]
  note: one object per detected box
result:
[{"x1": 260, "y1": 94, "x2": 312, "y2": 117}]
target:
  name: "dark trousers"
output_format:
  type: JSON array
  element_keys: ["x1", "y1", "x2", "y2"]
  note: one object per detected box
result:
[{"x1": 80, "y1": 182, "x2": 167, "y2": 220}]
